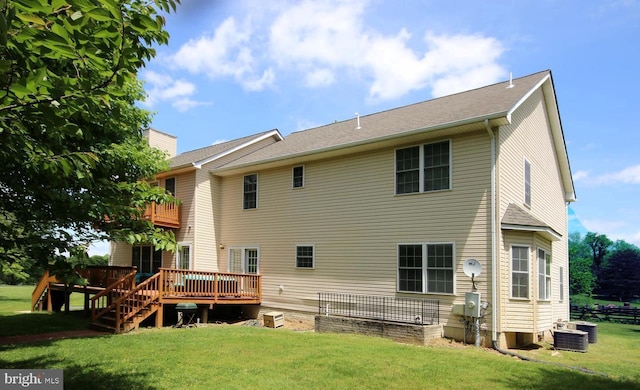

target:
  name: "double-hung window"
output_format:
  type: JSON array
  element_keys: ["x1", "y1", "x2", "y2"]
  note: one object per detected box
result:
[
  {"x1": 398, "y1": 243, "x2": 454, "y2": 294},
  {"x1": 296, "y1": 245, "x2": 314, "y2": 268},
  {"x1": 396, "y1": 140, "x2": 450, "y2": 194},
  {"x1": 511, "y1": 246, "x2": 529, "y2": 298},
  {"x1": 538, "y1": 248, "x2": 551, "y2": 300},
  {"x1": 243, "y1": 174, "x2": 258, "y2": 209},
  {"x1": 293, "y1": 166, "x2": 304, "y2": 188}
]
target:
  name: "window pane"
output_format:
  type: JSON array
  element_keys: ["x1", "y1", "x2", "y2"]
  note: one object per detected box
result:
[
  {"x1": 243, "y1": 174, "x2": 257, "y2": 209},
  {"x1": 399, "y1": 245, "x2": 423, "y2": 292},
  {"x1": 245, "y1": 249, "x2": 258, "y2": 274},
  {"x1": 524, "y1": 160, "x2": 531, "y2": 206},
  {"x1": 511, "y1": 246, "x2": 529, "y2": 298},
  {"x1": 165, "y1": 177, "x2": 176, "y2": 196},
  {"x1": 293, "y1": 166, "x2": 304, "y2": 188},
  {"x1": 424, "y1": 141, "x2": 450, "y2": 191},
  {"x1": 296, "y1": 246, "x2": 314, "y2": 268},
  {"x1": 179, "y1": 246, "x2": 190, "y2": 269},
  {"x1": 396, "y1": 147, "x2": 420, "y2": 194},
  {"x1": 426, "y1": 244, "x2": 453, "y2": 293}
]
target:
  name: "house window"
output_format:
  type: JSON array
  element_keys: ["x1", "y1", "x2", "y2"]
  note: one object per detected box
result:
[
  {"x1": 165, "y1": 177, "x2": 176, "y2": 196},
  {"x1": 398, "y1": 243, "x2": 454, "y2": 294},
  {"x1": 132, "y1": 245, "x2": 162, "y2": 277},
  {"x1": 538, "y1": 249, "x2": 551, "y2": 300},
  {"x1": 511, "y1": 246, "x2": 529, "y2": 299},
  {"x1": 229, "y1": 247, "x2": 259, "y2": 274},
  {"x1": 296, "y1": 245, "x2": 314, "y2": 268},
  {"x1": 243, "y1": 174, "x2": 257, "y2": 209},
  {"x1": 293, "y1": 166, "x2": 304, "y2": 188},
  {"x1": 424, "y1": 141, "x2": 450, "y2": 191},
  {"x1": 559, "y1": 266, "x2": 564, "y2": 302},
  {"x1": 524, "y1": 159, "x2": 531, "y2": 206},
  {"x1": 177, "y1": 244, "x2": 191, "y2": 270},
  {"x1": 396, "y1": 140, "x2": 451, "y2": 194}
]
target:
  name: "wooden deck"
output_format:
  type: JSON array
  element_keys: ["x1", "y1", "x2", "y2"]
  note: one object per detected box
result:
[{"x1": 33, "y1": 266, "x2": 262, "y2": 333}]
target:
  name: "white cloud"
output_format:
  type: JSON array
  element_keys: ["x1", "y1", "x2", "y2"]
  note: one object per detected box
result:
[
  {"x1": 169, "y1": 17, "x2": 275, "y2": 91},
  {"x1": 573, "y1": 170, "x2": 589, "y2": 181},
  {"x1": 164, "y1": 0, "x2": 506, "y2": 101},
  {"x1": 587, "y1": 164, "x2": 640, "y2": 185},
  {"x1": 142, "y1": 70, "x2": 211, "y2": 112}
]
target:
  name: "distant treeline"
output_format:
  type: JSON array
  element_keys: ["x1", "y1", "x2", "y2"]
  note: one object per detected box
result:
[{"x1": 570, "y1": 232, "x2": 640, "y2": 303}]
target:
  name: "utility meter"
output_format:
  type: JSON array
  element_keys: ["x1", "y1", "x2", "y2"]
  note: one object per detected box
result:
[{"x1": 465, "y1": 291, "x2": 481, "y2": 317}]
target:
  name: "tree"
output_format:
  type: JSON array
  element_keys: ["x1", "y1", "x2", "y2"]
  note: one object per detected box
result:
[
  {"x1": 597, "y1": 247, "x2": 640, "y2": 301},
  {"x1": 584, "y1": 232, "x2": 612, "y2": 274},
  {"x1": 0, "y1": 0, "x2": 181, "y2": 283},
  {"x1": 568, "y1": 232, "x2": 596, "y2": 297}
]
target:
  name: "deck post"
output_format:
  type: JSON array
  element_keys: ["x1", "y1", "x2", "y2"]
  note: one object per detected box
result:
[
  {"x1": 156, "y1": 303, "x2": 163, "y2": 329},
  {"x1": 46, "y1": 284, "x2": 52, "y2": 312}
]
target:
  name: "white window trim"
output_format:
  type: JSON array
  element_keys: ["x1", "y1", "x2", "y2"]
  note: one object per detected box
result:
[
  {"x1": 537, "y1": 247, "x2": 551, "y2": 301},
  {"x1": 292, "y1": 165, "x2": 305, "y2": 189},
  {"x1": 177, "y1": 242, "x2": 192, "y2": 270},
  {"x1": 243, "y1": 173, "x2": 259, "y2": 210},
  {"x1": 228, "y1": 246, "x2": 260, "y2": 274},
  {"x1": 510, "y1": 244, "x2": 530, "y2": 300},
  {"x1": 295, "y1": 244, "x2": 315, "y2": 269},
  {"x1": 394, "y1": 139, "x2": 452, "y2": 195},
  {"x1": 397, "y1": 242, "x2": 456, "y2": 295}
]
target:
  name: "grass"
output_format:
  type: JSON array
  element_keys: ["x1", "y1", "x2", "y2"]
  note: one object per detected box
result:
[{"x1": 2, "y1": 285, "x2": 640, "y2": 389}]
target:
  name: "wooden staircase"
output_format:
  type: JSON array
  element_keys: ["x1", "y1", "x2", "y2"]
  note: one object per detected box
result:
[
  {"x1": 32, "y1": 270, "x2": 58, "y2": 311},
  {"x1": 90, "y1": 271, "x2": 161, "y2": 334}
]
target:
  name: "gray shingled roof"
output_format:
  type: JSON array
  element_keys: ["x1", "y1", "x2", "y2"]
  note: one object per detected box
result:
[
  {"x1": 501, "y1": 203, "x2": 561, "y2": 239},
  {"x1": 218, "y1": 70, "x2": 550, "y2": 169},
  {"x1": 169, "y1": 129, "x2": 278, "y2": 169}
]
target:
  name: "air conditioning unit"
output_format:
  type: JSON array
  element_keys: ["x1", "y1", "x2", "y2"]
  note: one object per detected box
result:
[
  {"x1": 554, "y1": 329, "x2": 588, "y2": 352},
  {"x1": 263, "y1": 312, "x2": 284, "y2": 328}
]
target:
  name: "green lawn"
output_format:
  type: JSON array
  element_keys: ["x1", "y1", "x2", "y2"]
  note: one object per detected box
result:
[{"x1": 2, "y1": 285, "x2": 640, "y2": 390}]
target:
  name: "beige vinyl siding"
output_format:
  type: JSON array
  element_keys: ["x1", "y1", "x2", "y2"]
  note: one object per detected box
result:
[
  {"x1": 497, "y1": 88, "x2": 570, "y2": 332},
  {"x1": 192, "y1": 136, "x2": 280, "y2": 272},
  {"x1": 110, "y1": 241, "x2": 132, "y2": 267},
  {"x1": 501, "y1": 231, "x2": 535, "y2": 332},
  {"x1": 144, "y1": 129, "x2": 177, "y2": 158},
  {"x1": 219, "y1": 131, "x2": 492, "y2": 330}
]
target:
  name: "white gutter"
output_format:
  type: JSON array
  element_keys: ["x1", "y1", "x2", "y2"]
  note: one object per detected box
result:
[{"x1": 484, "y1": 119, "x2": 498, "y2": 344}]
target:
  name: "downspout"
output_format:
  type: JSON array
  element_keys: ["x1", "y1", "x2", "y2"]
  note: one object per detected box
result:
[{"x1": 484, "y1": 119, "x2": 498, "y2": 346}]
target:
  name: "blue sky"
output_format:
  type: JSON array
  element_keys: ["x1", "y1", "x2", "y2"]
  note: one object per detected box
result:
[{"x1": 88, "y1": 0, "x2": 640, "y2": 254}]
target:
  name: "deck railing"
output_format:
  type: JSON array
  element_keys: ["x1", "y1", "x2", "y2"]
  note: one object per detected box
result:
[
  {"x1": 77, "y1": 266, "x2": 136, "y2": 288},
  {"x1": 160, "y1": 268, "x2": 261, "y2": 301},
  {"x1": 144, "y1": 202, "x2": 180, "y2": 228},
  {"x1": 318, "y1": 293, "x2": 439, "y2": 325}
]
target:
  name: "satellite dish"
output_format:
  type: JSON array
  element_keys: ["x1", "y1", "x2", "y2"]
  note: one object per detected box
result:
[{"x1": 463, "y1": 259, "x2": 482, "y2": 278}]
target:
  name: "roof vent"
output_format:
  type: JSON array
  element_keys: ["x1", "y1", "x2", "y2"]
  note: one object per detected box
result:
[
  {"x1": 506, "y1": 72, "x2": 514, "y2": 89},
  {"x1": 355, "y1": 112, "x2": 361, "y2": 129}
]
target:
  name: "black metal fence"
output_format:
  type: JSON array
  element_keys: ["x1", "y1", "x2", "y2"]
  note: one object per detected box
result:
[{"x1": 318, "y1": 292, "x2": 439, "y2": 325}]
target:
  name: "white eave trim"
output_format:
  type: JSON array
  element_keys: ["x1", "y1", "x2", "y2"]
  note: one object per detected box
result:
[
  {"x1": 501, "y1": 223, "x2": 562, "y2": 241},
  {"x1": 193, "y1": 130, "x2": 283, "y2": 169}
]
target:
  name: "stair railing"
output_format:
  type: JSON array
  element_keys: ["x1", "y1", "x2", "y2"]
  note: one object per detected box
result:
[
  {"x1": 120, "y1": 273, "x2": 161, "y2": 325},
  {"x1": 91, "y1": 270, "x2": 137, "y2": 325}
]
